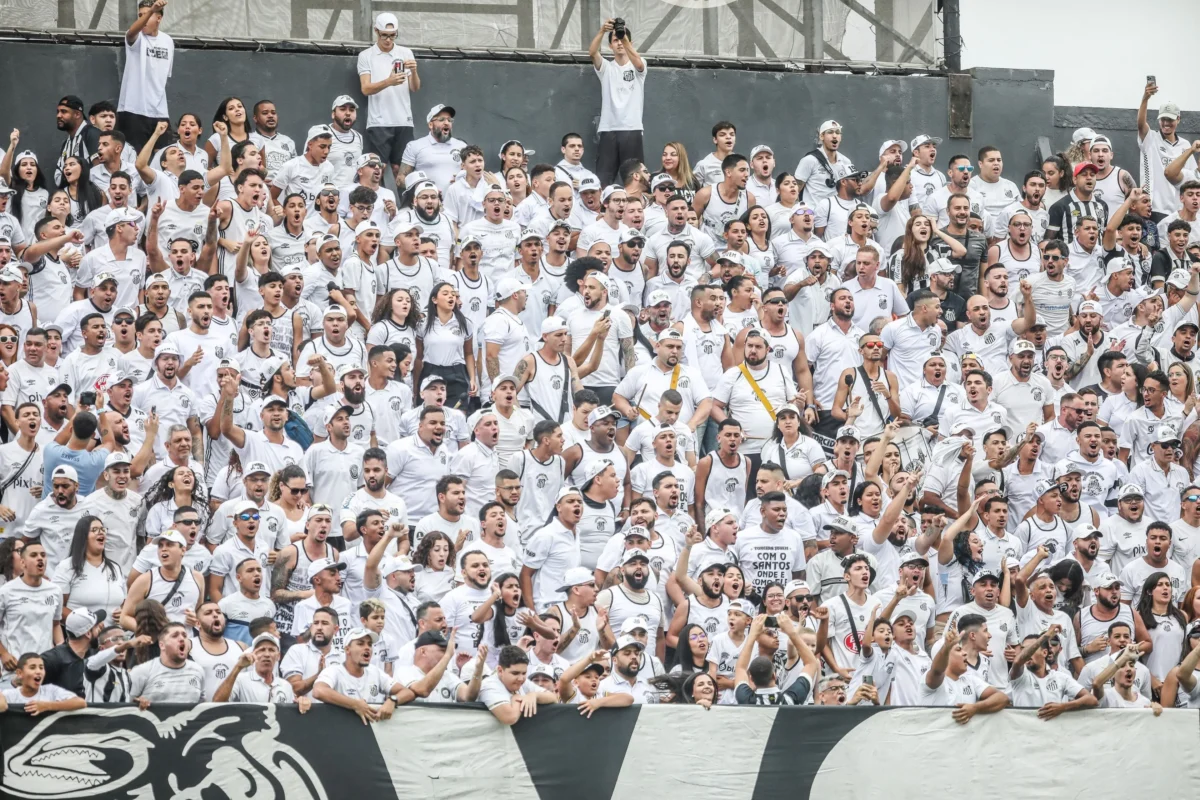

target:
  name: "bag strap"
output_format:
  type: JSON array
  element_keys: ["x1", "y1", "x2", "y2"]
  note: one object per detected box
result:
[
  {"x1": 738, "y1": 363, "x2": 776, "y2": 421},
  {"x1": 807, "y1": 147, "x2": 835, "y2": 179},
  {"x1": 557, "y1": 358, "x2": 570, "y2": 423},
  {"x1": 857, "y1": 366, "x2": 887, "y2": 425},
  {"x1": 669, "y1": 364, "x2": 681, "y2": 391},
  {"x1": 922, "y1": 384, "x2": 948, "y2": 427},
  {"x1": 0, "y1": 444, "x2": 38, "y2": 500},
  {"x1": 160, "y1": 569, "x2": 187, "y2": 609},
  {"x1": 840, "y1": 594, "x2": 861, "y2": 655}
]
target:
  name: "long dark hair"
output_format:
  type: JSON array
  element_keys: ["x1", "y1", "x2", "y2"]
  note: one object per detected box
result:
[
  {"x1": 136, "y1": 465, "x2": 208, "y2": 540},
  {"x1": 10, "y1": 152, "x2": 48, "y2": 226},
  {"x1": 953, "y1": 529, "x2": 984, "y2": 603},
  {"x1": 0, "y1": 538, "x2": 23, "y2": 581},
  {"x1": 1049, "y1": 559, "x2": 1085, "y2": 618},
  {"x1": 372, "y1": 288, "x2": 420, "y2": 327},
  {"x1": 212, "y1": 97, "x2": 249, "y2": 139},
  {"x1": 57, "y1": 156, "x2": 103, "y2": 216},
  {"x1": 127, "y1": 599, "x2": 170, "y2": 668},
  {"x1": 413, "y1": 531, "x2": 456, "y2": 571},
  {"x1": 421, "y1": 281, "x2": 471, "y2": 338},
  {"x1": 674, "y1": 622, "x2": 709, "y2": 673},
  {"x1": 1043, "y1": 155, "x2": 1072, "y2": 192},
  {"x1": 490, "y1": 572, "x2": 522, "y2": 649},
  {"x1": 739, "y1": 204, "x2": 773, "y2": 245},
  {"x1": 1136, "y1": 571, "x2": 1187, "y2": 630},
  {"x1": 69, "y1": 514, "x2": 120, "y2": 582},
  {"x1": 899, "y1": 214, "x2": 932, "y2": 289}
]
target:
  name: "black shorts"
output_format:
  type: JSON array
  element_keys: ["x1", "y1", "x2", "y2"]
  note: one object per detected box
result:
[
  {"x1": 117, "y1": 111, "x2": 169, "y2": 153},
  {"x1": 366, "y1": 125, "x2": 415, "y2": 167}
]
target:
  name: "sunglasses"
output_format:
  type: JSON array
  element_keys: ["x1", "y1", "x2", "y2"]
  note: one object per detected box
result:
[
  {"x1": 790, "y1": 595, "x2": 814, "y2": 603},
  {"x1": 114, "y1": 317, "x2": 134, "y2": 324},
  {"x1": 1042, "y1": 254, "x2": 1063, "y2": 262},
  {"x1": 764, "y1": 298, "x2": 787, "y2": 306},
  {"x1": 794, "y1": 209, "x2": 816, "y2": 217},
  {"x1": 287, "y1": 486, "x2": 309, "y2": 495},
  {"x1": 237, "y1": 512, "x2": 261, "y2": 521},
  {"x1": 954, "y1": 165, "x2": 975, "y2": 172},
  {"x1": 0, "y1": 336, "x2": 16, "y2": 344},
  {"x1": 688, "y1": 632, "x2": 706, "y2": 641},
  {"x1": 1185, "y1": 495, "x2": 1200, "y2": 502},
  {"x1": 177, "y1": 518, "x2": 201, "y2": 525},
  {"x1": 861, "y1": 341, "x2": 885, "y2": 349}
]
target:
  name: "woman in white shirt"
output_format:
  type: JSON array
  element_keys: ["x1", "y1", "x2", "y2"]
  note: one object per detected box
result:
[
  {"x1": 765, "y1": 173, "x2": 801, "y2": 233},
  {"x1": 1098, "y1": 363, "x2": 1144, "y2": 439},
  {"x1": 138, "y1": 466, "x2": 208, "y2": 541},
  {"x1": 204, "y1": 97, "x2": 251, "y2": 164},
  {"x1": 368, "y1": 288, "x2": 421, "y2": 390},
  {"x1": 53, "y1": 515, "x2": 126, "y2": 619},
  {"x1": 414, "y1": 281, "x2": 476, "y2": 410},
  {"x1": 759, "y1": 406, "x2": 828, "y2": 488},
  {"x1": 9, "y1": 150, "x2": 50, "y2": 241},
  {"x1": 413, "y1": 531, "x2": 456, "y2": 603},
  {"x1": 268, "y1": 464, "x2": 310, "y2": 543}
]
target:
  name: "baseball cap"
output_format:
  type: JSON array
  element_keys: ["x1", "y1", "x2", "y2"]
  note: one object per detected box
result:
[
  {"x1": 750, "y1": 144, "x2": 774, "y2": 159},
  {"x1": 232, "y1": 499, "x2": 259, "y2": 516},
  {"x1": 495, "y1": 276, "x2": 527, "y2": 301},
  {"x1": 1167, "y1": 269, "x2": 1192, "y2": 290},
  {"x1": 1091, "y1": 135, "x2": 1113, "y2": 149},
  {"x1": 1094, "y1": 572, "x2": 1121, "y2": 588},
  {"x1": 419, "y1": 374, "x2": 446, "y2": 392},
  {"x1": 390, "y1": 213, "x2": 421, "y2": 236},
  {"x1": 93, "y1": 272, "x2": 118, "y2": 286},
  {"x1": 578, "y1": 176, "x2": 601, "y2": 192},
  {"x1": 600, "y1": 185, "x2": 627, "y2": 204},
  {"x1": 344, "y1": 627, "x2": 379, "y2": 646},
  {"x1": 972, "y1": 569, "x2": 1001, "y2": 585},
  {"x1": 354, "y1": 220, "x2": 381, "y2": 238},
  {"x1": 877, "y1": 139, "x2": 908, "y2": 157},
  {"x1": 1053, "y1": 460, "x2": 1082, "y2": 480},
  {"x1": 1118, "y1": 483, "x2": 1144, "y2": 500},
  {"x1": 322, "y1": 305, "x2": 347, "y2": 319},
  {"x1": 1073, "y1": 162, "x2": 1100, "y2": 177},
  {"x1": 704, "y1": 507, "x2": 737, "y2": 531},
  {"x1": 621, "y1": 549, "x2": 651, "y2": 566},
  {"x1": 646, "y1": 290, "x2": 672, "y2": 307},
  {"x1": 491, "y1": 374, "x2": 518, "y2": 389},
  {"x1": 305, "y1": 124, "x2": 334, "y2": 148},
  {"x1": 927, "y1": 257, "x2": 958, "y2": 276},
  {"x1": 244, "y1": 461, "x2": 271, "y2": 477},
  {"x1": 613, "y1": 634, "x2": 645, "y2": 652},
  {"x1": 1034, "y1": 479, "x2": 1060, "y2": 499},
  {"x1": 58, "y1": 95, "x2": 85, "y2": 112},
  {"x1": 622, "y1": 525, "x2": 651, "y2": 541},
  {"x1": 104, "y1": 451, "x2": 132, "y2": 469},
  {"x1": 305, "y1": 504, "x2": 333, "y2": 522},
  {"x1": 1176, "y1": 317, "x2": 1200, "y2": 334},
  {"x1": 1158, "y1": 102, "x2": 1181, "y2": 121},
  {"x1": 716, "y1": 250, "x2": 742, "y2": 265},
  {"x1": 835, "y1": 426, "x2": 860, "y2": 442},
  {"x1": 1010, "y1": 339, "x2": 1036, "y2": 355},
  {"x1": 322, "y1": 404, "x2": 355, "y2": 426},
  {"x1": 64, "y1": 609, "x2": 106, "y2": 637},
  {"x1": 620, "y1": 615, "x2": 649, "y2": 635},
  {"x1": 157, "y1": 530, "x2": 188, "y2": 547},
  {"x1": 146, "y1": 269, "x2": 173, "y2": 285},
  {"x1": 618, "y1": 228, "x2": 645, "y2": 245},
  {"x1": 332, "y1": 94, "x2": 359, "y2": 109},
  {"x1": 555, "y1": 486, "x2": 582, "y2": 503},
  {"x1": 374, "y1": 11, "x2": 398, "y2": 29},
  {"x1": 656, "y1": 328, "x2": 684, "y2": 344},
  {"x1": 382, "y1": 555, "x2": 416, "y2": 575},
  {"x1": 729, "y1": 599, "x2": 757, "y2": 617},
  {"x1": 581, "y1": 458, "x2": 615, "y2": 485},
  {"x1": 252, "y1": 633, "x2": 281, "y2": 649},
  {"x1": 414, "y1": 630, "x2": 449, "y2": 649},
  {"x1": 821, "y1": 470, "x2": 850, "y2": 489},
  {"x1": 818, "y1": 120, "x2": 842, "y2": 134},
  {"x1": 557, "y1": 567, "x2": 595, "y2": 594},
  {"x1": 1153, "y1": 424, "x2": 1181, "y2": 445},
  {"x1": 1073, "y1": 523, "x2": 1103, "y2": 541},
  {"x1": 261, "y1": 396, "x2": 289, "y2": 410},
  {"x1": 898, "y1": 548, "x2": 929, "y2": 567},
  {"x1": 0, "y1": 267, "x2": 22, "y2": 283},
  {"x1": 51, "y1": 465, "x2": 78, "y2": 483},
  {"x1": 784, "y1": 580, "x2": 812, "y2": 599},
  {"x1": 104, "y1": 207, "x2": 140, "y2": 228},
  {"x1": 335, "y1": 363, "x2": 364, "y2": 381},
  {"x1": 306, "y1": 557, "x2": 347, "y2": 582},
  {"x1": 541, "y1": 316, "x2": 568, "y2": 336},
  {"x1": 587, "y1": 405, "x2": 620, "y2": 426},
  {"x1": 1077, "y1": 300, "x2": 1103, "y2": 315},
  {"x1": 1104, "y1": 257, "x2": 1135, "y2": 278},
  {"x1": 822, "y1": 514, "x2": 856, "y2": 535},
  {"x1": 910, "y1": 134, "x2": 942, "y2": 150},
  {"x1": 893, "y1": 608, "x2": 919, "y2": 623},
  {"x1": 651, "y1": 174, "x2": 676, "y2": 191},
  {"x1": 1071, "y1": 127, "x2": 1097, "y2": 144},
  {"x1": 426, "y1": 104, "x2": 455, "y2": 124}
]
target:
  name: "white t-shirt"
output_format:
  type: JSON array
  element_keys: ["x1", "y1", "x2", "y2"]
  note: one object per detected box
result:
[
  {"x1": 118, "y1": 31, "x2": 174, "y2": 118},
  {"x1": 315, "y1": 663, "x2": 401, "y2": 706},
  {"x1": 595, "y1": 58, "x2": 646, "y2": 132},
  {"x1": 356, "y1": 44, "x2": 416, "y2": 128},
  {"x1": 916, "y1": 669, "x2": 992, "y2": 707}
]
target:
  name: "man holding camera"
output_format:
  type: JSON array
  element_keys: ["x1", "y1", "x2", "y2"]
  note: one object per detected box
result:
[{"x1": 589, "y1": 18, "x2": 646, "y2": 187}]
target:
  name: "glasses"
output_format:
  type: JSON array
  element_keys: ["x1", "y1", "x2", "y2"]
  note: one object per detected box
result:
[
  {"x1": 318, "y1": 189, "x2": 339, "y2": 198},
  {"x1": 1042, "y1": 254, "x2": 1063, "y2": 262},
  {"x1": 114, "y1": 317, "x2": 134, "y2": 324},
  {"x1": 764, "y1": 298, "x2": 787, "y2": 306},
  {"x1": 1185, "y1": 495, "x2": 1200, "y2": 502},
  {"x1": 352, "y1": 204, "x2": 373, "y2": 214},
  {"x1": 378, "y1": 32, "x2": 397, "y2": 39},
  {"x1": 287, "y1": 486, "x2": 309, "y2": 495},
  {"x1": 237, "y1": 512, "x2": 261, "y2": 521},
  {"x1": 655, "y1": 184, "x2": 675, "y2": 192},
  {"x1": 177, "y1": 518, "x2": 201, "y2": 525},
  {"x1": 954, "y1": 165, "x2": 975, "y2": 172},
  {"x1": 688, "y1": 632, "x2": 706, "y2": 641},
  {"x1": 861, "y1": 341, "x2": 885, "y2": 349},
  {"x1": 795, "y1": 209, "x2": 816, "y2": 217},
  {"x1": 100, "y1": 633, "x2": 129, "y2": 646},
  {"x1": 0, "y1": 336, "x2": 16, "y2": 344},
  {"x1": 1011, "y1": 222, "x2": 1032, "y2": 229},
  {"x1": 791, "y1": 595, "x2": 814, "y2": 602}
]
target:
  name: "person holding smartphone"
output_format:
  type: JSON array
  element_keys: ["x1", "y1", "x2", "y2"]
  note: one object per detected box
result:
[{"x1": 357, "y1": 13, "x2": 420, "y2": 187}]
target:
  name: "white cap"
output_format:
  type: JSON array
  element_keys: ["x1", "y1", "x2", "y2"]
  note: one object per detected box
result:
[
  {"x1": 419, "y1": 374, "x2": 446, "y2": 392},
  {"x1": 332, "y1": 94, "x2": 359, "y2": 110},
  {"x1": 344, "y1": 627, "x2": 379, "y2": 646},
  {"x1": 704, "y1": 506, "x2": 737, "y2": 531},
  {"x1": 104, "y1": 451, "x2": 132, "y2": 469},
  {"x1": 354, "y1": 220, "x2": 380, "y2": 238},
  {"x1": 555, "y1": 486, "x2": 582, "y2": 503},
  {"x1": 623, "y1": 525, "x2": 652, "y2": 541},
  {"x1": 382, "y1": 555, "x2": 415, "y2": 575},
  {"x1": 232, "y1": 498, "x2": 259, "y2": 516},
  {"x1": 716, "y1": 250, "x2": 742, "y2": 265},
  {"x1": 1010, "y1": 339, "x2": 1036, "y2": 355},
  {"x1": 1104, "y1": 257, "x2": 1135, "y2": 278},
  {"x1": 425, "y1": 104, "x2": 455, "y2": 124},
  {"x1": 541, "y1": 316, "x2": 568, "y2": 335},
  {"x1": 495, "y1": 276, "x2": 527, "y2": 302},
  {"x1": 1072, "y1": 127, "x2": 1098, "y2": 144},
  {"x1": 619, "y1": 615, "x2": 650, "y2": 634},
  {"x1": 304, "y1": 124, "x2": 333, "y2": 148},
  {"x1": 877, "y1": 139, "x2": 908, "y2": 157},
  {"x1": 1158, "y1": 102, "x2": 1181, "y2": 121},
  {"x1": 621, "y1": 549, "x2": 651, "y2": 566},
  {"x1": 374, "y1": 11, "x2": 398, "y2": 30},
  {"x1": 818, "y1": 119, "x2": 842, "y2": 134},
  {"x1": 821, "y1": 470, "x2": 850, "y2": 489},
  {"x1": 322, "y1": 403, "x2": 354, "y2": 426},
  {"x1": 335, "y1": 362, "x2": 365, "y2": 381},
  {"x1": 0, "y1": 267, "x2": 23, "y2": 283},
  {"x1": 1117, "y1": 483, "x2": 1144, "y2": 500},
  {"x1": 306, "y1": 557, "x2": 347, "y2": 582},
  {"x1": 1152, "y1": 424, "x2": 1181, "y2": 445},
  {"x1": 581, "y1": 458, "x2": 614, "y2": 485},
  {"x1": 1167, "y1": 269, "x2": 1191, "y2": 289},
  {"x1": 822, "y1": 514, "x2": 857, "y2": 534},
  {"x1": 618, "y1": 228, "x2": 645, "y2": 245},
  {"x1": 323, "y1": 305, "x2": 348, "y2": 319},
  {"x1": 1034, "y1": 478, "x2": 1060, "y2": 499},
  {"x1": 1077, "y1": 300, "x2": 1103, "y2": 315},
  {"x1": 750, "y1": 144, "x2": 774, "y2": 159},
  {"x1": 927, "y1": 257, "x2": 959, "y2": 276},
  {"x1": 729, "y1": 599, "x2": 757, "y2": 616},
  {"x1": 646, "y1": 290, "x2": 672, "y2": 307},
  {"x1": 613, "y1": 633, "x2": 645, "y2": 652},
  {"x1": 651, "y1": 173, "x2": 677, "y2": 191},
  {"x1": 157, "y1": 530, "x2": 188, "y2": 547},
  {"x1": 600, "y1": 185, "x2": 627, "y2": 204},
  {"x1": 305, "y1": 504, "x2": 334, "y2": 522},
  {"x1": 64, "y1": 609, "x2": 106, "y2": 637},
  {"x1": 1073, "y1": 523, "x2": 1103, "y2": 541},
  {"x1": 390, "y1": 212, "x2": 422, "y2": 237},
  {"x1": 244, "y1": 461, "x2": 271, "y2": 476},
  {"x1": 51, "y1": 465, "x2": 78, "y2": 483},
  {"x1": 104, "y1": 207, "x2": 141, "y2": 228},
  {"x1": 836, "y1": 426, "x2": 860, "y2": 442},
  {"x1": 784, "y1": 579, "x2": 813, "y2": 598},
  {"x1": 252, "y1": 633, "x2": 281, "y2": 649},
  {"x1": 910, "y1": 134, "x2": 942, "y2": 150},
  {"x1": 556, "y1": 566, "x2": 595, "y2": 593},
  {"x1": 1094, "y1": 571, "x2": 1121, "y2": 588},
  {"x1": 586, "y1": 405, "x2": 620, "y2": 426},
  {"x1": 578, "y1": 175, "x2": 601, "y2": 192}
]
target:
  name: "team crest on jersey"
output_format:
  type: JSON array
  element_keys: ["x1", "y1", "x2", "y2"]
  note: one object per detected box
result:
[
  {"x1": 984, "y1": 333, "x2": 995, "y2": 344},
  {"x1": 878, "y1": 297, "x2": 887, "y2": 309},
  {"x1": 702, "y1": 341, "x2": 715, "y2": 354},
  {"x1": 724, "y1": 478, "x2": 739, "y2": 493},
  {"x1": 390, "y1": 398, "x2": 402, "y2": 412},
  {"x1": 350, "y1": 465, "x2": 360, "y2": 480},
  {"x1": 180, "y1": 396, "x2": 190, "y2": 408},
  {"x1": 59, "y1": 272, "x2": 68, "y2": 285},
  {"x1": 550, "y1": 374, "x2": 563, "y2": 391},
  {"x1": 1032, "y1": 388, "x2": 1043, "y2": 402},
  {"x1": 1004, "y1": 189, "x2": 1015, "y2": 198},
  {"x1": 992, "y1": 412, "x2": 1001, "y2": 423},
  {"x1": 772, "y1": 346, "x2": 785, "y2": 359},
  {"x1": 945, "y1": 309, "x2": 956, "y2": 322},
  {"x1": 283, "y1": 456, "x2": 297, "y2": 466}
]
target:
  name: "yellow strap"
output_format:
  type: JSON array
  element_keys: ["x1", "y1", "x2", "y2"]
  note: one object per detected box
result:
[
  {"x1": 635, "y1": 407, "x2": 652, "y2": 420},
  {"x1": 739, "y1": 363, "x2": 776, "y2": 421},
  {"x1": 669, "y1": 364, "x2": 680, "y2": 390}
]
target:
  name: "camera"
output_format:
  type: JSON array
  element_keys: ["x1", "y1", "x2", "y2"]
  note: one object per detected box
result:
[
  {"x1": 78, "y1": 391, "x2": 97, "y2": 407},
  {"x1": 612, "y1": 17, "x2": 627, "y2": 40},
  {"x1": 764, "y1": 616, "x2": 779, "y2": 629}
]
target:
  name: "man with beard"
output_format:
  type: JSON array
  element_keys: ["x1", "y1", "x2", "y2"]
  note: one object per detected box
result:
[
  {"x1": 399, "y1": 180, "x2": 451, "y2": 271},
  {"x1": 440, "y1": 550, "x2": 493, "y2": 657},
  {"x1": 258, "y1": 353, "x2": 336, "y2": 418},
  {"x1": 645, "y1": 195, "x2": 717, "y2": 281},
  {"x1": 57, "y1": 313, "x2": 120, "y2": 411},
  {"x1": 511, "y1": 234, "x2": 554, "y2": 336},
  {"x1": 577, "y1": 186, "x2": 630, "y2": 258},
  {"x1": 220, "y1": 388, "x2": 303, "y2": 477},
  {"x1": 1000, "y1": 170, "x2": 1050, "y2": 244},
  {"x1": 397, "y1": 375, "x2": 469, "y2": 449},
  {"x1": 522, "y1": 486, "x2": 585, "y2": 612},
  {"x1": 805, "y1": 287, "x2": 865, "y2": 443},
  {"x1": 986, "y1": 211, "x2": 1039, "y2": 287},
  {"x1": 1007, "y1": 624, "x2": 1095, "y2": 714},
  {"x1": 615, "y1": 328, "x2": 709, "y2": 434},
  {"x1": 249, "y1": 100, "x2": 297, "y2": 180},
  {"x1": 292, "y1": 558, "x2": 353, "y2": 652},
  {"x1": 584, "y1": 634, "x2": 649, "y2": 709},
  {"x1": 1012, "y1": 561, "x2": 1084, "y2": 674},
  {"x1": 188, "y1": 602, "x2": 246, "y2": 701},
  {"x1": 860, "y1": 473, "x2": 932, "y2": 587},
  {"x1": 128, "y1": 623, "x2": 207, "y2": 706},
  {"x1": 512, "y1": 318, "x2": 590, "y2": 428},
  {"x1": 208, "y1": 498, "x2": 273, "y2": 602},
  {"x1": 1107, "y1": 293, "x2": 1166, "y2": 372},
  {"x1": 666, "y1": 551, "x2": 727, "y2": 647},
  {"x1": 596, "y1": 549, "x2": 664, "y2": 659},
  {"x1": 398, "y1": 105, "x2": 465, "y2": 194},
  {"x1": 1065, "y1": 524, "x2": 1108, "y2": 599},
  {"x1": 874, "y1": 550, "x2": 936, "y2": 653},
  {"x1": 281, "y1": 607, "x2": 345, "y2": 697},
  {"x1": 944, "y1": 282, "x2": 1037, "y2": 378},
  {"x1": 162, "y1": 290, "x2": 226, "y2": 394},
  {"x1": 563, "y1": 274, "x2": 634, "y2": 407},
  {"x1": 898, "y1": 352, "x2": 963, "y2": 429},
  {"x1": 785, "y1": 243, "x2": 842, "y2": 337},
  {"x1": 340, "y1": 448, "x2": 408, "y2": 543},
  {"x1": 991, "y1": 339, "x2": 1055, "y2": 433},
  {"x1": 980, "y1": 264, "x2": 1017, "y2": 325},
  {"x1": 460, "y1": 186, "x2": 521, "y2": 282},
  {"x1": 563, "y1": 405, "x2": 629, "y2": 497},
  {"x1": 643, "y1": 246, "x2": 692, "y2": 326},
  {"x1": 713, "y1": 331, "x2": 799, "y2": 470},
  {"x1": 1118, "y1": 371, "x2": 1181, "y2": 467},
  {"x1": 314, "y1": 627, "x2": 423, "y2": 721},
  {"x1": 387, "y1": 406, "x2": 453, "y2": 526},
  {"x1": 217, "y1": 559, "x2": 276, "y2": 645},
  {"x1": 1049, "y1": 461, "x2": 1100, "y2": 530},
  {"x1": 1054, "y1": 299, "x2": 1116, "y2": 392},
  {"x1": 945, "y1": 571, "x2": 1019, "y2": 693},
  {"x1": 299, "y1": 235, "x2": 344, "y2": 311},
  {"x1": 23, "y1": 465, "x2": 88, "y2": 571},
  {"x1": 306, "y1": 365, "x2": 375, "y2": 449},
  {"x1": 1129, "y1": 425, "x2": 1189, "y2": 523},
  {"x1": 831, "y1": 332, "x2": 899, "y2": 438},
  {"x1": 1075, "y1": 575, "x2": 1136, "y2": 665}
]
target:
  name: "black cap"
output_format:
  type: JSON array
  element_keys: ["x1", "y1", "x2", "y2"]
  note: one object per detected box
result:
[
  {"x1": 414, "y1": 631, "x2": 448, "y2": 649},
  {"x1": 58, "y1": 95, "x2": 84, "y2": 112}
]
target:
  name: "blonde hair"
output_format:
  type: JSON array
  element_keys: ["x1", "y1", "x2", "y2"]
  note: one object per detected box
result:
[
  {"x1": 359, "y1": 598, "x2": 386, "y2": 618},
  {"x1": 663, "y1": 141, "x2": 697, "y2": 191}
]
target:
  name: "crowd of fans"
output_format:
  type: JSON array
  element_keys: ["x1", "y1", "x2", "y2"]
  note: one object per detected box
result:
[{"x1": 1, "y1": 1, "x2": 1200, "y2": 724}]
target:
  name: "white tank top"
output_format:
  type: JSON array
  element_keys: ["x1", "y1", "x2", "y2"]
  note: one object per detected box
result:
[
  {"x1": 376, "y1": 256, "x2": 439, "y2": 310},
  {"x1": 704, "y1": 453, "x2": 747, "y2": 516},
  {"x1": 157, "y1": 199, "x2": 209, "y2": 255},
  {"x1": 147, "y1": 567, "x2": 200, "y2": 624},
  {"x1": 702, "y1": 187, "x2": 748, "y2": 247},
  {"x1": 511, "y1": 450, "x2": 565, "y2": 544},
  {"x1": 611, "y1": 261, "x2": 646, "y2": 307},
  {"x1": 577, "y1": 495, "x2": 620, "y2": 570},
  {"x1": 761, "y1": 324, "x2": 799, "y2": 372},
  {"x1": 573, "y1": 441, "x2": 627, "y2": 487},
  {"x1": 275, "y1": 542, "x2": 336, "y2": 629},
  {"x1": 994, "y1": 239, "x2": 1037, "y2": 283},
  {"x1": 1093, "y1": 167, "x2": 1128, "y2": 213},
  {"x1": 219, "y1": 201, "x2": 271, "y2": 281},
  {"x1": 554, "y1": 602, "x2": 600, "y2": 662},
  {"x1": 268, "y1": 306, "x2": 298, "y2": 357},
  {"x1": 523, "y1": 351, "x2": 572, "y2": 424},
  {"x1": 0, "y1": 300, "x2": 34, "y2": 348},
  {"x1": 848, "y1": 366, "x2": 888, "y2": 438},
  {"x1": 605, "y1": 584, "x2": 664, "y2": 654},
  {"x1": 1078, "y1": 605, "x2": 1135, "y2": 663},
  {"x1": 188, "y1": 636, "x2": 244, "y2": 700},
  {"x1": 686, "y1": 594, "x2": 730, "y2": 640}
]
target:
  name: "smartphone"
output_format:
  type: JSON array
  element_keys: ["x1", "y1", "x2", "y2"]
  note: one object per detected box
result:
[
  {"x1": 1147, "y1": 75, "x2": 1156, "y2": 86},
  {"x1": 764, "y1": 616, "x2": 779, "y2": 629},
  {"x1": 78, "y1": 391, "x2": 96, "y2": 406},
  {"x1": 863, "y1": 675, "x2": 874, "y2": 686},
  {"x1": 393, "y1": 61, "x2": 404, "y2": 74},
  {"x1": 602, "y1": 309, "x2": 611, "y2": 319}
]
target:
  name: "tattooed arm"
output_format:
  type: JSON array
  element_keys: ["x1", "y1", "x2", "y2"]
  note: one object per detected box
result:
[{"x1": 620, "y1": 337, "x2": 636, "y2": 371}]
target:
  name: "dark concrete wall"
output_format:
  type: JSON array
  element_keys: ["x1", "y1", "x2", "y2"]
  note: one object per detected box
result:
[
  {"x1": 1, "y1": 41, "x2": 1056, "y2": 183},
  {"x1": 1054, "y1": 105, "x2": 1200, "y2": 165}
]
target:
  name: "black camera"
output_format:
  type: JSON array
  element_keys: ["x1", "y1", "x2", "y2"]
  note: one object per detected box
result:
[
  {"x1": 612, "y1": 17, "x2": 627, "y2": 40},
  {"x1": 764, "y1": 616, "x2": 779, "y2": 629},
  {"x1": 78, "y1": 391, "x2": 97, "y2": 407}
]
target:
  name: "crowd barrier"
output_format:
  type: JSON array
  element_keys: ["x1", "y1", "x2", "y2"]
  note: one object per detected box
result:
[{"x1": 1, "y1": 703, "x2": 1196, "y2": 798}]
